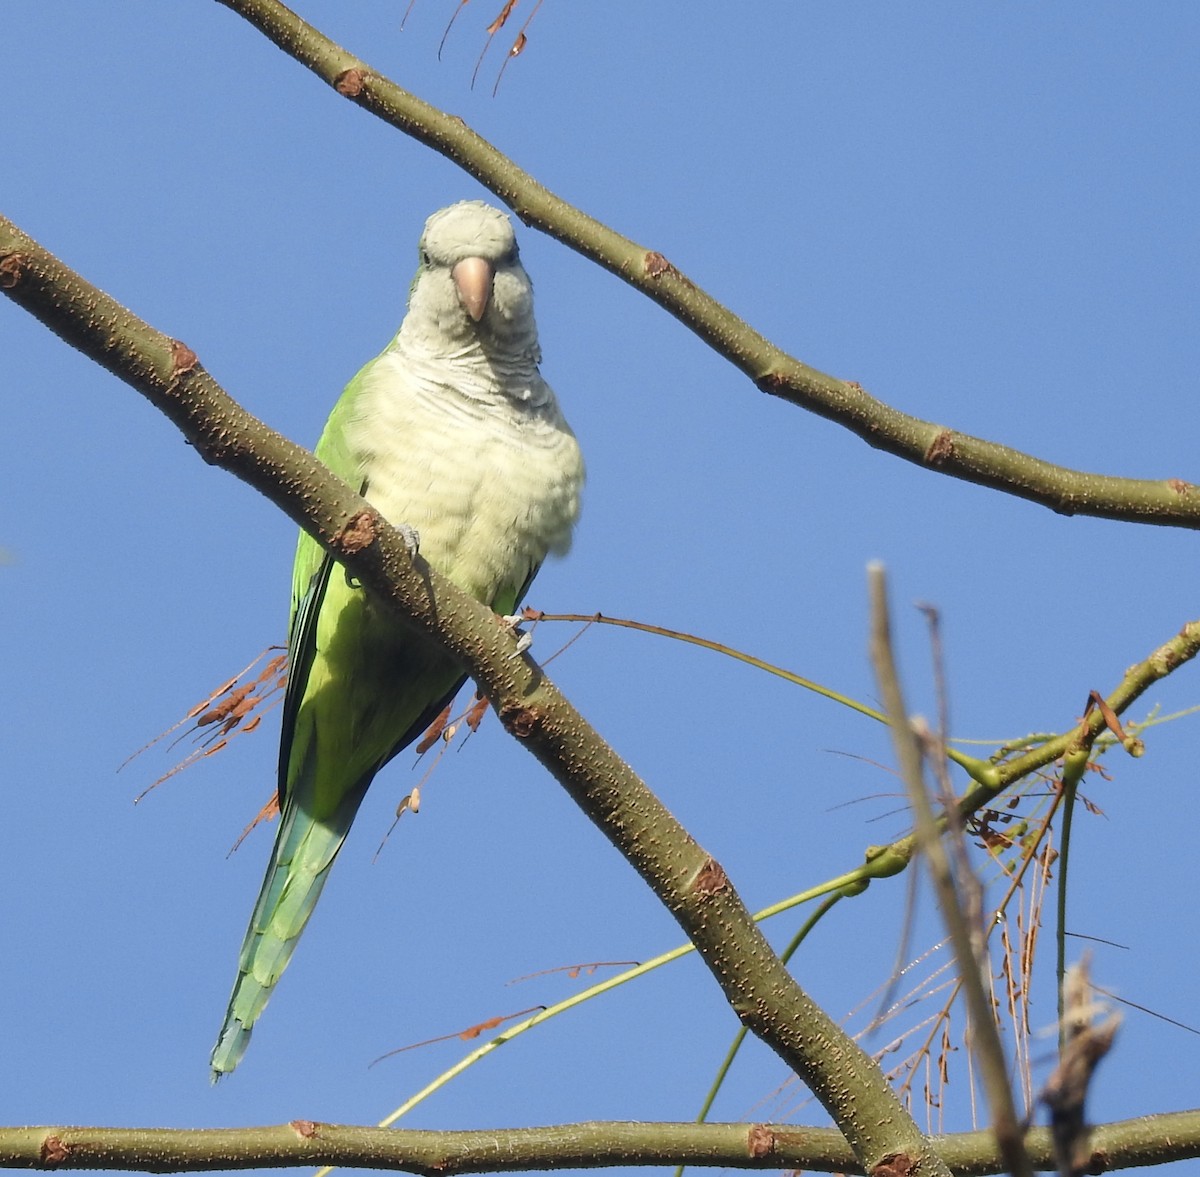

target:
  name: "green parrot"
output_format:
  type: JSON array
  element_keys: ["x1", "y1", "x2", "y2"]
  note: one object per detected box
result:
[{"x1": 209, "y1": 201, "x2": 584, "y2": 1077}]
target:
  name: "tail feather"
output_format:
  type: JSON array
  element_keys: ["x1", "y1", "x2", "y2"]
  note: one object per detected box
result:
[
  {"x1": 209, "y1": 781, "x2": 368, "y2": 1079},
  {"x1": 209, "y1": 620, "x2": 465, "y2": 1078}
]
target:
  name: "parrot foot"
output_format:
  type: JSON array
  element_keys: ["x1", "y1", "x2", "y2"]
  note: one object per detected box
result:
[
  {"x1": 501, "y1": 614, "x2": 534, "y2": 657},
  {"x1": 396, "y1": 523, "x2": 421, "y2": 555}
]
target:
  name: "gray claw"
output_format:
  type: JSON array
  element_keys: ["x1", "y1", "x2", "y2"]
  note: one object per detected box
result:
[
  {"x1": 500, "y1": 613, "x2": 534, "y2": 658},
  {"x1": 397, "y1": 524, "x2": 421, "y2": 556}
]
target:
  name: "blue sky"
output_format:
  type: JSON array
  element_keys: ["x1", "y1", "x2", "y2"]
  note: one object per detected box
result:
[{"x1": 3, "y1": 3, "x2": 1198, "y2": 1173}]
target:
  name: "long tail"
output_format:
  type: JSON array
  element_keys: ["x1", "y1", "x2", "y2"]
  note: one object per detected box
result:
[{"x1": 209, "y1": 780, "x2": 368, "y2": 1078}]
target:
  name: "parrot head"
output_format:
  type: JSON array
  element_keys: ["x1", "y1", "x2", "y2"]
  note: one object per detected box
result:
[{"x1": 407, "y1": 200, "x2": 537, "y2": 353}]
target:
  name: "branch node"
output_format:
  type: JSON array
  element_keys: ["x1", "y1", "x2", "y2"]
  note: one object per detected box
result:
[
  {"x1": 923, "y1": 428, "x2": 955, "y2": 465},
  {"x1": 756, "y1": 371, "x2": 789, "y2": 394},
  {"x1": 643, "y1": 251, "x2": 676, "y2": 279},
  {"x1": 0, "y1": 251, "x2": 27, "y2": 289},
  {"x1": 289, "y1": 1119, "x2": 319, "y2": 1139},
  {"x1": 1167, "y1": 477, "x2": 1194, "y2": 496},
  {"x1": 170, "y1": 338, "x2": 198, "y2": 376},
  {"x1": 499, "y1": 701, "x2": 541, "y2": 739},
  {"x1": 39, "y1": 1135, "x2": 70, "y2": 1167},
  {"x1": 692, "y1": 856, "x2": 729, "y2": 897},
  {"x1": 336, "y1": 510, "x2": 377, "y2": 555},
  {"x1": 746, "y1": 1123, "x2": 776, "y2": 1158},
  {"x1": 871, "y1": 1152, "x2": 918, "y2": 1177},
  {"x1": 335, "y1": 67, "x2": 368, "y2": 96}
]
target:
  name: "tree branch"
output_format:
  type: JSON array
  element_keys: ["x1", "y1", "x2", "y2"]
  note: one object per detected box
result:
[
  {"x1": 3, "y1": 1112, "x2": 1200, "y2": 1175},
  {"x1": 0, "y1": 214, "x2": 943, "y2": 1176},
  {"x1": 214, "y1": 0, "x2": 1200, "y2": 531},
  {"x1": 952, "y1": 617, "x2": 1200, "y2": 821}
]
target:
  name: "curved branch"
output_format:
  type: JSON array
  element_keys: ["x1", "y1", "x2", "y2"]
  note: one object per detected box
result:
[
  {"x1": 0, "y1": 215, "x2": 944, "y2": 1176},
  {"x1": 214, "y1": 0, "x2": 1200, "y2": 530}
]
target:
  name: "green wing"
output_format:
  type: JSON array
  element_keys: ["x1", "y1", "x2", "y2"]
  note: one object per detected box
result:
[{"x1": 210, "y1": 372, "x2": 465, "y2": 1076}]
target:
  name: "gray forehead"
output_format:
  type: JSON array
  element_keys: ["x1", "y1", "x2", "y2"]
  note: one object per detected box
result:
[{"x1": 421, "y1": 200, "x2": 516, "y2": 263}]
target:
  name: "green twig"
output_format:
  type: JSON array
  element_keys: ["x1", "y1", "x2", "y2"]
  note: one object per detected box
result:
[
  {"x1": 529, "y1": 610, "x2": 997, "y2": 786},
  {"x1": 1055, "y1": 752, "x2": 1087, "y2": 1044}
]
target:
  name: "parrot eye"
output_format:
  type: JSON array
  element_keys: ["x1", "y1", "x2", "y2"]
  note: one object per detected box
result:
[{"x1": 420, "y1": 248, "x2": 432, "y2": 267}]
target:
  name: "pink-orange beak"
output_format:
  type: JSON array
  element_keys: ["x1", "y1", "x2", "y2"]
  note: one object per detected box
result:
[{"x1": 451, "y1": 256, "x2": 495, "y2": 323}]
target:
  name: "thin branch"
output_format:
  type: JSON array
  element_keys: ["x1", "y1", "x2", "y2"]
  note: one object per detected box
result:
[
  {"x1": 525, "y1": 608, "x2": 998, "y2": 784},
  {"x1": 1044, "y1": 959, "x2": 1122, "y2": 1177},
  {"x1": 2, "y1": 1112, "x2": 1199, "y2": 1175},
  {"x1": 214, "y1": 0, "x2": 1200, "y2": 531},
  {"x1": 0, "y1": 213, "x2": 943, "y2": 1177}
]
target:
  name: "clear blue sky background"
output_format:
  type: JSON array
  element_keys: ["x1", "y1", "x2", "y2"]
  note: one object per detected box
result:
[{"x1": 3, "y1": 4, "x2": 1198, "y2": 1174}]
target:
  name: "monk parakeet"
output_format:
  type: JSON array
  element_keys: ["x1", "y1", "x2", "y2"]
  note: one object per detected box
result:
[{"x1": 209, "y1": 200, "x2": 584, "y2": 1077}]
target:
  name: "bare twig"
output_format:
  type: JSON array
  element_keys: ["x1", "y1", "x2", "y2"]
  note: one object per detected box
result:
[
  {"x1": 868, "y1": 564, "x2": 1032, "y2": 1177},
  {"x1": 1043, "y1": 959, "x2": 1122, "y2": 1177}
]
